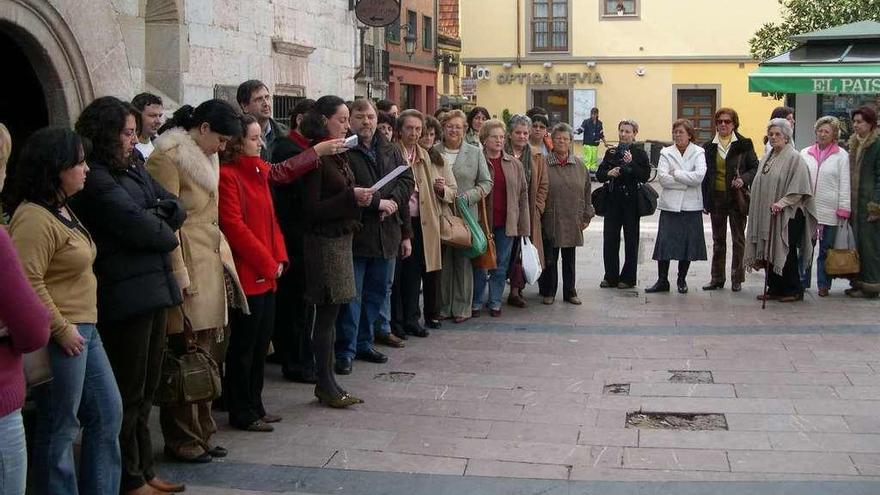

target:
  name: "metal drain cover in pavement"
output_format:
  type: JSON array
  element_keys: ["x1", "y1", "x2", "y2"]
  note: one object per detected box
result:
[
  {"x1": 373, "y1": 371, "x2": 415, "y2": 383},
  {"x1": 603, "y1": 383, "x2": 631, "y2": 395},
  {"x1": 668, "y1": 370, "x2": 714, "y2": 384},
  {"x1": 626, "y1": 412, "x2": 728, "y2": 430}
]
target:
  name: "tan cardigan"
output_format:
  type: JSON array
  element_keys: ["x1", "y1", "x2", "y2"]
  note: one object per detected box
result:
[{"x1": 8, "y1": 202, "x2": 97, "y2": 341}]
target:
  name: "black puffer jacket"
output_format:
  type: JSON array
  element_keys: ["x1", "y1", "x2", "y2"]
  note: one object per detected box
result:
[
  {"x1": 71, "y1": 159, "x2": 184, "y2": 323},
  {"x1": 702, "y1": 133, "x2": 759, "y2": 211},
  {"x1": 596, "y1": 145, "x2": 652, "y2": 208}
]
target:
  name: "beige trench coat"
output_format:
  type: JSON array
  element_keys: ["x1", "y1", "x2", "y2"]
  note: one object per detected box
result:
[
  {"x1": 146, "y1": 128, "x2": 247, "y2": 333},
  {"x1": 397, "y1": 143, "x2": 458, "y2": 272}
]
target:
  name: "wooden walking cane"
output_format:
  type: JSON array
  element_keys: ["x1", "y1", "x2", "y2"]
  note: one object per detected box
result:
[{"x1": 762, "y1": 214, "x2": 776, "y2": 310}]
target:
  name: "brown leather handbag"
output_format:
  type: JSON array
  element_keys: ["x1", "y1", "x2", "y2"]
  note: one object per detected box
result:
[{"x1": 472, "y1": 198, "x2": 497, "y2": 270}]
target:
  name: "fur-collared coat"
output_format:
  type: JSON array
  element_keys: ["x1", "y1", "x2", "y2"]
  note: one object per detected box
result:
[{"x1": 146, "y1": 128, "x2": 247, "y2": 333}]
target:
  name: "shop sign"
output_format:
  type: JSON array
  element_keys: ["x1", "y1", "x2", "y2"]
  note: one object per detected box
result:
[
  {"x1": 496, "y1": 72, "x2": 603, "y2": 85},
  {"x1": 812, "y1": 78, "x2": 880, "y2": 94},
  {"x1": 354, "y1": 0, "x2": 400, "y2": 27}
]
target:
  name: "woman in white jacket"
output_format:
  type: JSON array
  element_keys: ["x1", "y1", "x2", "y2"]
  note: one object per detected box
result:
[
  {"x1": 799, "y1": 116, "x2": 850, "y2": 296},
  {"x1": 646, "y1": 119, "x2": 708, "y2": 293}
]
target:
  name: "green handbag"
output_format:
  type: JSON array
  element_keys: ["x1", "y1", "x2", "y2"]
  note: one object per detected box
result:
[{"x1": 458, "y1": 196, "x2": 487, "y2": 258}]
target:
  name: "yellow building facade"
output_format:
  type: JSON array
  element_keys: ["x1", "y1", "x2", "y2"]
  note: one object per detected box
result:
[{"x1": 461, "y1": 0, "x2": 783, "y2": 150}]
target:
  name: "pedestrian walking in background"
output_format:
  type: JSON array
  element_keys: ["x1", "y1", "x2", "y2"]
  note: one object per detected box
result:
[
  {"x1": 646, "y1": 119, "x2": 707, "y2": 294},
  {"x1": 576, "y1": 107, "x2": 606, "y2": 174}
]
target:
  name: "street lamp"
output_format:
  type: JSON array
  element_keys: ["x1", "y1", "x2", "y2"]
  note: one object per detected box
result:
[{"x1": 402, "y1": 26, "x2": 417, "y2": 60}]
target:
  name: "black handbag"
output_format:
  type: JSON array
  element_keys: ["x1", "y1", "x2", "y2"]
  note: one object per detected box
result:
[
  {"x1": 591, "y1": 184, "x2": 609, "y2": 217},
  {"x1": 154, "y1": 310, "x2": 222, "y2": 406},
  {"x1": 636, "y1": 182, "x2": 658, "y2": 217}
]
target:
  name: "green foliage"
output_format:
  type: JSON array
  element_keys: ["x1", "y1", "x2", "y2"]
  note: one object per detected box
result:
[
  {"x1": 501, "y1": 108, "x2": 513, "y2": 128},
  {"x1": 749, "y1": 0, "x2": 880, "y2": 60}
]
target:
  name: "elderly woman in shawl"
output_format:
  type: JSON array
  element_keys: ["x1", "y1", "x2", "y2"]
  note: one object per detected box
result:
[{"x1": 745, "y1": 118, "x2": 817, "y2": 303}]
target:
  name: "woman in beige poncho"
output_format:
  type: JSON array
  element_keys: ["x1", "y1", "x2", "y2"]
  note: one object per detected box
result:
[{"x1": 745, "y1": 118, "x2": 817, "y2": 302}]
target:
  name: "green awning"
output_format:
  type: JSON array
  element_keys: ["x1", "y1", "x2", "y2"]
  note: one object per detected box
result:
[{"x1": 748, "y1": 64, "x2": 880, "y2": 94}]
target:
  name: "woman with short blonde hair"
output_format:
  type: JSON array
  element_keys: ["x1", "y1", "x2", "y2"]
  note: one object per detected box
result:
[{"x1": 799, "y1": 116, "x2": 849, "y2": 296}]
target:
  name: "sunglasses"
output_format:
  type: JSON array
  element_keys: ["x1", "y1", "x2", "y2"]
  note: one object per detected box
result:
[{"x1": 716, "y1": 119, "x2": 733, "y2": 125}]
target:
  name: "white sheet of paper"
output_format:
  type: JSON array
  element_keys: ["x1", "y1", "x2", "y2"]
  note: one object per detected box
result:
[{"x1": 372, "y1": 165, "x2": 409, "y2": 191}]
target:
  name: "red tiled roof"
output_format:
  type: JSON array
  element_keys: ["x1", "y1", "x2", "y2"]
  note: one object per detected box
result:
[{"x1": 438, "y1": 0, "x2": 459, "y2": 38}]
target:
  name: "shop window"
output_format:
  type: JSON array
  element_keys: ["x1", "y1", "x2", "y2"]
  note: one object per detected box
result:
[
  {"x1": 531, "y1": 0, "x2": 568, "y2": 52},
  {"x1": 423, "y1": 16, "x2": 433, "y2": 51},
  {"x1": 603, "y1": 0, "x2": 638, "y2": 17},
  {"x1": 677, "y1": 89, "x2": 716, "y2": 143}
]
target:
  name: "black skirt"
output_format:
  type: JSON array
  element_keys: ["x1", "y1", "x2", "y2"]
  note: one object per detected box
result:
[{"x1": 652, "y1": 210, "x2": 708, "y2": 261}]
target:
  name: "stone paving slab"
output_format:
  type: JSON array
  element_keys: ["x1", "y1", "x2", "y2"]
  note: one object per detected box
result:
[
  {"x1": 623, "y1": 448, "x2": 730, "y2": 471},
  {"x1": 724, "y1": 413, "x2": 852, "y2": 433},
  {"x1": 727, "y1": 451, "x2": 859, "y2": 475}
]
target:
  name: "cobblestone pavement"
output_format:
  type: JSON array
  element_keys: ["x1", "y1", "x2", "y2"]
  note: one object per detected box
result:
[{"x1": 152, "y1": 212, "x2": 880, "y2": 494}]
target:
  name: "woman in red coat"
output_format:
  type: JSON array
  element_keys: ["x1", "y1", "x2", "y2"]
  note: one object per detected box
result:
[{"x1": 218, "y1": 114, "x2": 288, "y2": 432}]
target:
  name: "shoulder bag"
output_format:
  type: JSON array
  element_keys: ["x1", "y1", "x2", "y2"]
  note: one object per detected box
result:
[
  {"x1": 439, "y1": 202, "x2": 472, "y2": 248},
  {"x1": 154, "y1": 309, "x2": 222, "y2": 406},
  {"x1": 591, "y1": 183, "x2": 609, "y2": 217},
  {"x1": 471, "y1": 198, "x2": 497, "y2": 270},
  {"x1": 459, "y1": 196, "x2": 488, "y2": 258},
  {"x1": 637, "y1": 182, "x2": 659, "y2": 217}
]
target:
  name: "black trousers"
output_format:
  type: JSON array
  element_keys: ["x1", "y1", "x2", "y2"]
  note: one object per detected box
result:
[
  {"x1": 769, "y1": 210, "x2": 806, "y2": 297},
  {"x1": 273, "y1": 258, "x2": 315, "y2": 380},
  {"x1": 392, "y1": 220, "x2": 439, "y2": 330},
  {"x1": 226, "y1": 292, "x2": 276, "y2": 428},
  {"x1": 539, "y1": 243, "x2": 576, "y2": 298},
  {"x1": 603, "y1": 205, "x2": 641, "y2": 285},
  {"x1": 98, "y1": 309, "x2": 166, "y2": 492},
  {"x1": 313, "y1": 303, "x2": 341, "y2": 394}
]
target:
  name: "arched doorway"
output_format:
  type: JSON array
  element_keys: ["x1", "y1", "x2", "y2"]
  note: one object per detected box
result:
[{"x1": 0, "y1": 28, "x2": 49, "y2": 170}]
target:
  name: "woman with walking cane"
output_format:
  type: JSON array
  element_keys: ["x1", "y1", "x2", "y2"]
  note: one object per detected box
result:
[{"x1": 745, "y1": 118, "x2": 816, "y2": 303}]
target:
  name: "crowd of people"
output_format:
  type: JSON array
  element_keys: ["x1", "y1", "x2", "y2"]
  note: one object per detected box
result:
[{"x1": 0, "y1": 80, "x2": 878, "y2": 494}]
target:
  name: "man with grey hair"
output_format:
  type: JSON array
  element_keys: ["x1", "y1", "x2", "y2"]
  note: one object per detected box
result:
[{"x1": 335, "y1": 99, "x2": 415, "y2": 375}]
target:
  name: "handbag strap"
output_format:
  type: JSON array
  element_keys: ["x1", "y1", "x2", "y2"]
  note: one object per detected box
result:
[
  {"x1": 179, "y1": 307, "x2": 197, "y2": 352},
  {"x1": 479, "y1": 198, "x2": 493, "y2": 239}
]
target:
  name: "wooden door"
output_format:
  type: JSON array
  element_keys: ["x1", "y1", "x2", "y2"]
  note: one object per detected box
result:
[{"x1": 677, "y1": 89, "x2": 716, "y2": 143}]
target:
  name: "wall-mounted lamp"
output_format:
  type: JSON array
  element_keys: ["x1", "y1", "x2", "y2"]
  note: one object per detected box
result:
[
  {"x1": 586, "y1": 61, "x2": 597, "y2": 68},
  {"x1": 502, "y1": 62, "x2": 513, "y2": 69},
  {"x1": 635, "y1": 66, "x2": 646, "y2": 77},
  {"x1": 543, "y1": 62, "x2": 553, "y2": 69}
]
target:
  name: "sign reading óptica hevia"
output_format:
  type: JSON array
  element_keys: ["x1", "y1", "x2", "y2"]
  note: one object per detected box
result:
[
  {"x1": 496, "y1": 72, "x2": 604, "y2": 85},
  {"x1": 355, "y1": 0, "x2": 400, "y2": 28}
]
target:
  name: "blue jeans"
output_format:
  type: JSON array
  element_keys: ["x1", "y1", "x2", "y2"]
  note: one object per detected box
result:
[
  {"x1": 815, "y1": 225, "x2": 837, "y2": 290},
  {"x1": 0, "y1": 410, "x2": 26, "y2": 495},
  {"x1": 32, "y1": 324, "x2": 123, "y2": 495},
  {"x1": 473, "y1": 228, "x2": 516, "y2": 311},
  {"x1": 336, "y1": 256, "x2": 395, "y2": 360}
]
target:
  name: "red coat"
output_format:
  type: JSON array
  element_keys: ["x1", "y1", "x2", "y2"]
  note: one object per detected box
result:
[{"x1": 219, "y1": 155, "x2": 288, "y2": 295}]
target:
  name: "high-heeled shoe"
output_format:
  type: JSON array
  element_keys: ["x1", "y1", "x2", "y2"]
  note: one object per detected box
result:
[{"x1": 314, "y1": 387, "x2": 363, "y2": 408}]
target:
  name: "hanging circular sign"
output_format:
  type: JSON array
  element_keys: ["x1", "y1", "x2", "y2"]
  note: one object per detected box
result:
[{"x1": 355, "y1": 0, "x2": 401, "y2": 27}]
